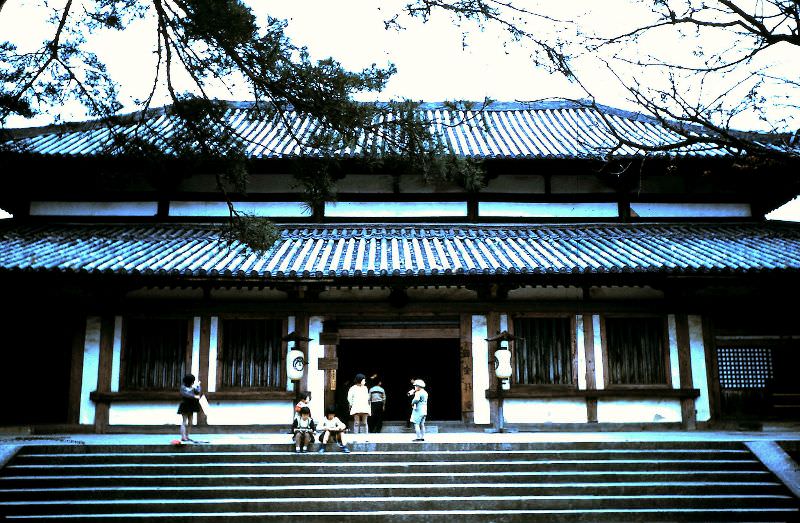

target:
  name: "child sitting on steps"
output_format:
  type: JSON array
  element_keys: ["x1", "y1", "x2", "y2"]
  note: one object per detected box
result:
[
  {"x1": 317, "y1": 408, "x2": 350, "y2": 453},
  {"x1": 291, "y1": 406, "x2": 316, "y2": 453}
]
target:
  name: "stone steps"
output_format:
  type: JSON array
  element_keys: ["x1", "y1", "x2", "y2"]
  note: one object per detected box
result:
[{"x1": 0, "y1": 441, "x2": 797, "y2": 521}]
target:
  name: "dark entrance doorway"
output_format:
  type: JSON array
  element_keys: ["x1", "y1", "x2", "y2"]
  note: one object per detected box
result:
[{"x1": 335, "y1": 338, "x2": 461, "y2": 423}]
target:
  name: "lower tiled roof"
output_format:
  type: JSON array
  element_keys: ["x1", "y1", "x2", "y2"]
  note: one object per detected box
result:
[{"x1": 1, "y1": 223, "x2": 799, "y2": 279}]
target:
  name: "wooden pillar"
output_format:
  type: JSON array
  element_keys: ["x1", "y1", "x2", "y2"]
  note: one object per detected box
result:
[
  {"x1": 583, "y1": 314, "x2": 598, "y2": 423},
  {"x1": 675, "y1": 314, "x2": 696, "y2": 430},
  {"x1": 460, "y1": 314, "x2": 474, "y2": 424},
  {"x1": 197, "y1": 316, "x2": 211, "y2": 426},
  {"x1": 486, "y1": 312, "x2": 501, "y2": 428},
  {"x1": 67, "y1": 315, "x2": 87, "y2": 425},
  {"x1": 94, "y1": 315, "x2": 116, "y2": 434}
]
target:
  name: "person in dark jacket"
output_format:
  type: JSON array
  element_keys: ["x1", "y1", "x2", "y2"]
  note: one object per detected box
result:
[
  {"x1": 177, "y1": 374, "x2": 202, "y2": 443},
  {"x1": 291, "y1": 406, "x2": 316, "y2": 453}
]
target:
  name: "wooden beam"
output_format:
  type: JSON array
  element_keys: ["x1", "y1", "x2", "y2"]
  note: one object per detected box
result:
[
  {"x1": 94, "y1": 315, "x2": 116, "y2": 434},
  {"x1": 460, "y1": 313, "x2": 474, "y2": 424},
  {"x1": 487, "y1": 387, "x2": 700, "y2": 399},
  {"x1": 703, "y1": 316, "x2": 721, "y2": 421}
]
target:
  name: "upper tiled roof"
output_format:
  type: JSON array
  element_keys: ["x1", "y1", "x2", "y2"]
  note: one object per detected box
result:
[
  {"x1": 3, "y1": 101, "x2": 734, "y2": 160},
  {"x1": 1, "y1": 222, "x2": 799, "y2": 280}
]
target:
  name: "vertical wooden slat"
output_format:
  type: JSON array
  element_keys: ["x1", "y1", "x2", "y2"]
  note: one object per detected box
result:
[
  {"x1": 197, "y1": 316, "x2": 211, "y2": 425},
  {"x1": 460, "y1": 313, "x2": 474, "y2": 424}
]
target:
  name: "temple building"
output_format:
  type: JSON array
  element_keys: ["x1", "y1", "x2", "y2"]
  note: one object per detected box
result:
[{"x1": 1, "y1": 100, "x2": 799, "y2": 433}]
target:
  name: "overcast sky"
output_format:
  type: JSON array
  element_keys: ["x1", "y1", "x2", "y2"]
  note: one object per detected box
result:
[{"x1": 0, "y1": 0, "x2": 797, "y2": 219}]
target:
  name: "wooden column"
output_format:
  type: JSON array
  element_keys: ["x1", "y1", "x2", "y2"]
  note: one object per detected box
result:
[
  {"x1": 197, "y1": 316, "x2": 211, "y2": 426},
  {"x1": 94, "y1": 315, "x2": 116, "y2": 434},
  {"x1": 583, "y1": 314, "x2": 598, "y2": 423},
  {"x1": 67, "y1": 316, "x2": 87, "y2": 425},
  {"x1": 486, "y1": 312, "x2": 501, "y2": 428},
  {"x1": 460, "y1": 314, "x2": 474, "y2": 424},
  {"x1": 675, "y1": 314, "x2": 696, "y2": 430}
]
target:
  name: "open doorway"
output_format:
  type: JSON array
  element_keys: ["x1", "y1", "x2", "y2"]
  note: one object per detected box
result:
[{"x1": 335, "y1": 338, "x2": 461, "y2": 423}]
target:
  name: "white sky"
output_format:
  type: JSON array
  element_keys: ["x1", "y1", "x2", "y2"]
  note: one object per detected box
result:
[{"x1": 0, "y1": 0, "x2": 797, "y2": 219}]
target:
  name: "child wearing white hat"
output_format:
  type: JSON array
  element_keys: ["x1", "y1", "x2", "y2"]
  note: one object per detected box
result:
[{"x1": 410, "y1": 379, "x2": 428, "y2": 442}]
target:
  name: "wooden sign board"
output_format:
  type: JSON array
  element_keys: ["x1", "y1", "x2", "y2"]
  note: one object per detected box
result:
[
  {"x1": 319, "y1": 332, "x2": 340, "y2": 345},
  {"x1": 317, "y1": 357, "x2": 339, "y2": 370}
]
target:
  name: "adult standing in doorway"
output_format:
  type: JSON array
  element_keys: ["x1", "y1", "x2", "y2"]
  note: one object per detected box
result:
[
  {"x1": 347, "y1": 373, "x2": 371, "y2": 434},
  {"x1": 410, "y1": 379, "x2": 428, "y2": 442},
  {"x1": 368, "y1": 376, "x2": 386, "y2": 433}
]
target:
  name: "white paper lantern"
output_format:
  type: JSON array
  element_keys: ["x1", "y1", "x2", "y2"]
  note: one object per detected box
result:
[
  {"x1": 286, "y1": 349, "x2": 306, "y2": 381},
  {"x1": 494, "y1": 348, "x2": 512, "y2": 380}
]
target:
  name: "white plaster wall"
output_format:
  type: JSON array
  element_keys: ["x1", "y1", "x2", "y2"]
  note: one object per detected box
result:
[
  {"x1": 79, "y1": 317, "x2": 102, "y2": 425},
  {"x1": 207, "y1": 317, "x2": 219, "y2": 393},
  {"x1": 479, "y1": 202, "x2": 618, "y2": 218},
  {"x1": 631, "y1": 202, "x2": 751, "y2": 218},
  {"x1": 325, "y1": 201, "x2": 468, "y2": 218},
  {"x1": 576, "y1": 315, "x2": 587, "y2": 390},
  {"x1": 689, "y1": 315, "x2": 711, "y2": 422},
  {"x1": 597, "y1": 399, "x2": 682, "y2": 423},
  {"x1": 191, "y1": 317, "x2": 201, "y2": 379},
  {"x1": 109, "y1": 403, "x2": 181, "y2": 425},
  {"x1": 504, "y1": 399, "x2": 588, "y2": 423},
  {"x1": 592, "y1": 315, "x2": 604, "y2": 389},
  {"x1": 206, "y1": 401, "x2": 293, "y2": 425},
  {"x1": 110, "y1": 316, "x2": 122, "y2": 392},
  {"x1": 110, "y1": 401, "x2": 294, "y2": 425},
  {"x1": 307, "y1": 316, "x2": 325, "y2": 418},
  {"x1": 667, "y1": 315, "x2": 681, "y2": 389},
  {"x1": 472, "y1": 315, "x2": 491, "y2": 424},
  {"x1": 30, "y1": 201, "x2": 158, "y2": 217},
  {"x1": 169, "y1": 201, "x2": 310, "y2": 218},
  {"x1": 287, "y1": 316, "x2": 296, "y2": 393}
]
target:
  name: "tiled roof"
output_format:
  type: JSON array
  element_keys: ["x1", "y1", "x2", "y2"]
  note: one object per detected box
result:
[
  {"x1": 2, "y1": 223, "x2": 799, "y2": 280},
  {"x1": 4, "y1": 101, "x2": 734, "y2": 160}
]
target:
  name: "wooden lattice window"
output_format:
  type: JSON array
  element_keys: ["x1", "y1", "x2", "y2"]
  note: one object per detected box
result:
[
  {"x1": 122, "y1": 318, "x2": 189, "y2": 390},
  {"x1": 219, "y1": 319, "x2": 284, "y2": 389},
  {"x1": 717, "y1": 347, "x2": 774, "y2": 389},
  {"x1": 605, "y1": 317, "x2": 668, "y2": 386},
  {"x1": 512, "y1": 317, "x2": 574, "y2": 385}
]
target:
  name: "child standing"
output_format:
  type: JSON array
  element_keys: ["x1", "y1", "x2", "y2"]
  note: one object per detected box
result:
[
  {"x1": 410, "y1": 379, "x2": 428, "y2": 442},
  {"x1": 177, "y1": 374, "x2": 202, "y2": 443},
  {"x1": 317, "y1": 408, "x2": 351, "y2": 453},
  {"x1": 347, "y1": 373, "x2": 371, "y2": 434},
  {"x1": 291, "y1": 406, "x2": 316, "y2": 453}
]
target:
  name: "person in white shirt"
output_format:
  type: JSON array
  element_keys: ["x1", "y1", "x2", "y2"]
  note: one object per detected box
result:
[
  {"x1": 317, "y1": 408, "x2": 351, "y2": 453},
  {"x1": 347, "y1": 373, "x2": 371, "y2": 434}
]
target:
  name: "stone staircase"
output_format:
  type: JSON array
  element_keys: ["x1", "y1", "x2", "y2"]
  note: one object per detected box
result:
[{"x1": 1, "y1": 441, "x2": 798, "y2": 521}]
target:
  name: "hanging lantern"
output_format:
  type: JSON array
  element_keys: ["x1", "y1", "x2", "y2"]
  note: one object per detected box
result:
[
  {"x1": 286, "y1": 349, "x2": 306, "y2": 381},
  {"x1": 494, "y1": 340, "x2": 513, "y2": 380}
]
